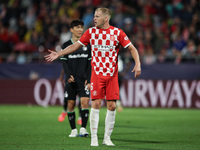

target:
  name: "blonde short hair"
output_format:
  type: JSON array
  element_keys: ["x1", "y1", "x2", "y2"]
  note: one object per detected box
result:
[{"x1": 95, "y1": 8, "x2": 111, "y2": 20}]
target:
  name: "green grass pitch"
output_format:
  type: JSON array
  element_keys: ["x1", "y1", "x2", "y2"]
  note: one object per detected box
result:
[{"x1": 0, "y1": 105, "x2": 200, "y2": 150}]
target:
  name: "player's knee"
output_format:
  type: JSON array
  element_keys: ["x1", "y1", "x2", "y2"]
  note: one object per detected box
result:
[
  {"x1": 81, "y1": 97, "x2": 89, "y2": 109},
  {"x1": 94, "y1": 102, "x2": 101, "y2": 109},
  {"x1": 107, "y1": 101, "x2": 116, "y2": 111},
  {"x1": 92, "y1": 100, "x2": 101, "y2": 109},
  {"x1": 81, "y1": 101, "x2": 89, "y2": 109},
  {"x1": 68, "y1": 100, "x2": 75, "y2": 111},
  {"x1": 107, "y1": 105, "x2": 116, "y2": 111}
]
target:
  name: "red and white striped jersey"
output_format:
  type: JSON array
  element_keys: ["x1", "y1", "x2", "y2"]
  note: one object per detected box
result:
[{"x1": 78, "y1": 26, "x2": 131, "y2": 77}]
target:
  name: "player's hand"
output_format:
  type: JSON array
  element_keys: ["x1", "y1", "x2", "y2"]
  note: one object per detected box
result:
[
  {"x1": 86, "y1": 83, "x2": 91, "y2": 90},
  {"x1": 68, "y1": 75, "x2": 75, "y2": 83},
  {"x1": 85, "y1": 80, "x2": 91, "y2": 90},
  {"x1": 131, "y1": 64, "x2": 141, "y2": 78},
  {"x1": 44, "y1": 50, "x2": 59, "y2": 62}
]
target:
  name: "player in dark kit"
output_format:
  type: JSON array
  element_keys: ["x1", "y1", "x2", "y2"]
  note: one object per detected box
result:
[
  {"x1": 58, "y1": 69, "x2": 82, "y2": 126},
  {"x1": 59, "y1": 20, "x2": 91, "y2": 137}
]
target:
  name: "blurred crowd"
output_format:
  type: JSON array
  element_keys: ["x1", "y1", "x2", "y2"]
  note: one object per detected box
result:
[{"x1": 0, "y1": 0, "x2": 200, "y2": 65}]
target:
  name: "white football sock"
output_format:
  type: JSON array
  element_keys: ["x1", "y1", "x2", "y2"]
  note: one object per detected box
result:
[
  {"x1": 104, "y1": 109, "x2": 116, "y2": 140},
  {"x1": 90, "y1": 108, "x2": 100, "y2": 139}
]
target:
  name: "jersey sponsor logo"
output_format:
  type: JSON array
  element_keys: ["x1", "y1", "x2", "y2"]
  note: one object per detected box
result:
[
  {"x1": 68, "y1": 54, "x2": 88, "y2": 58},
  {"x1": 94, "y1": 45, "x2": 114, "y2": 51},
  {"x1": 94, "y1": 45, "x2": 114, "y2": 49}
]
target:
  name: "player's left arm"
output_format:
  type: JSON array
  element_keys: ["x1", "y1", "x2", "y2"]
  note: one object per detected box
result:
[
  {"x1": 127, "y1": 44, "x2": 141, "y2": 78},
  {"x1": 119, "y1": 29, "x2": 141, "y2": 78}
]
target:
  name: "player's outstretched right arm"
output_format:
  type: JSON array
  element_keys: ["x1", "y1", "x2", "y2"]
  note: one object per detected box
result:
[{"x1": 44, "y1": 42, "x2": 82, "y2": 62}]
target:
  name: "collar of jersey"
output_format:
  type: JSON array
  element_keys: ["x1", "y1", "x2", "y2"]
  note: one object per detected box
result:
[
  {"x1": 96, "y1": 26, "x2": 112, "y2": 30},
  {"x1": 71, "y1": 38, "x2": 74, "y2": 44}
]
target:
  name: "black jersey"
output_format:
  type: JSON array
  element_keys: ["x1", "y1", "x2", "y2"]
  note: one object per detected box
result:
[{"x1": 60, "y1": 39, "x2": 91, "y2": 83}]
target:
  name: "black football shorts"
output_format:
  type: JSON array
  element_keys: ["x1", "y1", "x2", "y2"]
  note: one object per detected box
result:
[{"x1": 64, "y1": 81, "x2": 90, "y2": 100}]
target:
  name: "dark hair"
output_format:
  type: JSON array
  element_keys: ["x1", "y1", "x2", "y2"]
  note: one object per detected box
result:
[{"x1": 70, "y1": 20, "x2": 84, "y2": 28}]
